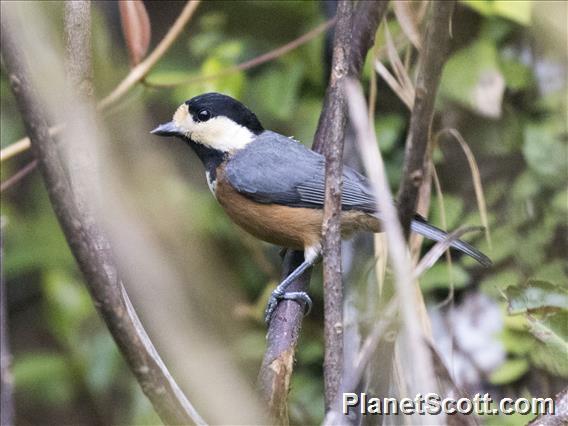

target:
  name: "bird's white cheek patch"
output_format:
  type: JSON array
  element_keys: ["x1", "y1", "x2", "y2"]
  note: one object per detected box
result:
[{"x1": 191, "y1": 116, "x2": 254, "y2": 152}]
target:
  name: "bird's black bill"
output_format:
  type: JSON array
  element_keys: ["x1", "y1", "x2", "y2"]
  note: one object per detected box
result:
[{"x1": 151, "y1": 121, "x2": 181, "y2": 137}]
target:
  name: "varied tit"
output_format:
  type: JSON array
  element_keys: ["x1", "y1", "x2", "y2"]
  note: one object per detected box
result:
[{"x1": 152, "y1": 92, "x2": 492, "y2": 324}]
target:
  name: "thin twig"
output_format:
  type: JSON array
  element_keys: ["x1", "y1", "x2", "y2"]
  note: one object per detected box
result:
[
  {"x1": 528, "y1": 387, "x2": 567, "y2": 425},
  {"x1": 0, "y1": 159, "x2": 38, "y2": 192},
  {"x1": 322, "y1": 300, "x2": 398, "y2": 425},
  {"x1": 98, "y1": 0, "x2": 201, "y2": 110},
  {"x1": 435, "y1": 128, "x2": 492, "y2": 248},
  {"x1": 345, "y1": 78, "x2": 440, "y2": 421},
  {"x1": 145, "y1": 18, "x2": 336, "y2": 88},
  {"x1": 313, "y1": 0, "x2": 354, "y2": 410},
  {"x1": 0, "y1": 124, "x2": 64, "y2": 162},
  {"x1": 414, "y1": 225, "x2": 483, "y2": 278},
  {"x1": 396, "y1": 1, "x2": 455, "y2": 236},
  {"x1": 431, "y1": 165, "x2": 456, "y2": 309},
  {"x1": 258, "y1": 1, "x2": 389, "y2": 421},
  {"x1": 0, "y1": 1, "x2": 200, "y2": 163},
  {"x1": 1, "y1": 3, "x2": 206, "y2": 424}
]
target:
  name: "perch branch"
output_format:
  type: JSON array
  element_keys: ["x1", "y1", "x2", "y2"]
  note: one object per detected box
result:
[
  {"x1": 312, "y1": 0, "x2": 353, "y2": 410},
  {"x1": 1, "y1": 3, "x2": 205, "y2": 424},
  {"x1": 528, "y1": 387, "x2": 567, "y2": 426},
  {"x1": 258, "y1": 0, "x2": 390, "y2": 420},
  {"x1": 396, "y1": 1, "x2": 455, "y2": 236}
]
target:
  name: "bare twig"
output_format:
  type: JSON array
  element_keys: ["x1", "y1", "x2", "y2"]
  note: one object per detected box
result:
[
  {"x1": 342, "y1": 301, "x2": 398, "y2": 396},
  {"x1": 414, "y1": 225, "x2": 483, "y2": 278},
  {"x1": 397, "y1": 1, "x2": 455, "y2": 236},
  {"x1": 435, "y1": 128, "x2": 492, "y2": 247},
  {"x1": 346, "y1": 79, "x2": 440, "y2": 423},
  {"x1": 258, "y1": 1, "x2": 389, "y2": 420},
  {"x1": 98, "y1": 0, "x2": 200, "y2": 110},
  {"x1": 257, "y1": 250, "x2": 312, "y2": 424},
  {"x1": 0, "y1": 0, "x2": 200, "y2": 163},
  {"x1": 0, "y1": 124, "x2": 64, "y2": 162},
  {"x1": 431, "y1": 165, "x2": 457, "y2": 309},
  {"x1": 1, "y1": 3, "x2": 205, "y2": 424},
  {"x1": 528, "y1": 387, "x2": 567, "y2": 426},
  {"x1": 323, "y1": 301, "x2": 398, "y2": 426},
  {"x1": 0, "y1": 159, "x2": 38, "y2": 192},
  {"x1": 314, "y1": 0, "x2": 353, "y2": 409},
  {"x1": 145, "y1": 18, "x2": 336, "y2": 88}
]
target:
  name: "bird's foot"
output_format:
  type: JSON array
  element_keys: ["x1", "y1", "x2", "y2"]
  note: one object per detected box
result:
[{"x1": 264, "y1": 289, "x2": 312, "y2": 325}]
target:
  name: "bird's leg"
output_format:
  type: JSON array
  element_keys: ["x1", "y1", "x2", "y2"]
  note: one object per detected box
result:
[{"x1": 264, "y1": 247, "x2": 320, "y2": 325}]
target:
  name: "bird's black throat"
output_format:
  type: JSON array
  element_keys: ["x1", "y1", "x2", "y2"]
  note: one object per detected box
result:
[{"x1": 184, "y1": 138, "x2": 227, "y2": 181}]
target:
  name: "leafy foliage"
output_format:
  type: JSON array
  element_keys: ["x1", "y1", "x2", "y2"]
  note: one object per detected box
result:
[{"x1": 1, "y1": 0, "x2": 566, "y2": 424}]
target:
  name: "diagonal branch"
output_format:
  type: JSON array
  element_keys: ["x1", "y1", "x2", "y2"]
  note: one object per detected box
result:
[
  {"x1": 1, "y1": 3, "x2": 205, "y2": 425},
  {"x1": 396, "y1": 1, "x2": 455, "y2": 237}
]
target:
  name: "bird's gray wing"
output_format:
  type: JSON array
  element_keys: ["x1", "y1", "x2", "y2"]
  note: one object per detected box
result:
[{"x1": 225, "y1": 131, "x2": 377, "y2": 212}]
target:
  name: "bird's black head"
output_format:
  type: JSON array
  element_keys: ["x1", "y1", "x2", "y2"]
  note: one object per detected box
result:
[
  {"x1": 185, "y1": 93, "x2": 264, "y2": 135},
  {"x1": 151, "y1": 92, "x2": 264, "y2": 153}
]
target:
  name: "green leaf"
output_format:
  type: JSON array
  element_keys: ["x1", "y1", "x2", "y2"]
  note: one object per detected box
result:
[
  {"x1": 505, "y1": 280, "x2": 568, "y2": 314},
  {"x1": 500, "y1": 329, "x2": 535, "y2": 355},
  {"x1": 296, "y1": 339, "x2": 323, "y2": 365},
  {"x1": 83, "y1": 332, "x2": 122, "y2": 395},
  {"x1": 3, "y1": 207, "x2": 74, "y2": 279},
  {"x1": 198, "y1": 56, "x2": 245, "y2": 98},
  {"x1": 146, "y1": 69, "x2": 196, "y2": 85},
  {"x1": 428, "y1": 194, "x2": 465, "y2": 231},
  {"x1": 527, "y1": 312, "x2": 568, "y2": 377},
  {"x1": 13, "y1": 353, "x2": 74, "y2": 405},
  {"x1": 500, "y1": 58, "x2": 533, "y2": 91},
  {"x1": 43, "y1": 270, "x2": 94, "y2": 346},
  {"x1": 462, "y1": 1, "x2": 532, "y2": 26},
  {"x1": 440, "y1": 39, "x2": 505, "y2": 118},
  {"x1": 235, "y1": 331, "x2": 266, "y2": 363},
  {"x1": 249, "y1": 60, "x2": 304, "y2": 121},
  {"x1": 480, "y1": 269, "x2": 522, "y2": 297},
  {"x1": 489, "y1": 358, "x2": 529, "y2": 385},
  {"x1": 375, "y1": 114, "x2": 405, "y2": 154},
  {"x1": 420, "y1": 262, "x2": 469, "y2": 292},
  {"x1": 533, "y1": 261, "x2": 568, "y2": 285},
  {"x1": 523, "y1": 120, "x2": 568, "y2": 185},
  {"x1": 483, "y1": 411, "x2": 536, "y2": 426}
]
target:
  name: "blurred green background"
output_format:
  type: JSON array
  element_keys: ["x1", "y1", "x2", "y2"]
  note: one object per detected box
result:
[{"x1": 1, "y1": 1, "x2": 566, "y2": 425}]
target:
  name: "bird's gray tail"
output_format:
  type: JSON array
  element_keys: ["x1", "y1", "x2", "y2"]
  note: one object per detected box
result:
[{"x1": 411, "y1": 216, "x2": 492, "y2": 267}]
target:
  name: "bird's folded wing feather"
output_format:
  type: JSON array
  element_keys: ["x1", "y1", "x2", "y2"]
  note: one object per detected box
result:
[{"x1": 225, "y1": 131, "x2": 376, "y2": 212}]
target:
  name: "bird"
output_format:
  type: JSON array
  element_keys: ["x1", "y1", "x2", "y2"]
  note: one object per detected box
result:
[{"x1": 152, "y1": 92, "x2": 492, "y2": 324}]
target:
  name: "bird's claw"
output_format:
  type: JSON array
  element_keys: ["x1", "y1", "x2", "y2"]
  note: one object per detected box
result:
[{"x1": 264, "y1": 290, "x2": 312, "y2": 325}]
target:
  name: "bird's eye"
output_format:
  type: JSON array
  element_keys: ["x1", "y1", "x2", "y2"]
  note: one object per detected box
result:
[{"x1": 197, "y1": 109, "x2": 212, "y2": 122}]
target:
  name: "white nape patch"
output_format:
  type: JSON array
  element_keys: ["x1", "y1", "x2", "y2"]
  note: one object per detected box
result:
[
  {"x1": 172, "y1": 103, "x2": 254, "y2": 152},
  {"x1": 205, "y1": 171, "x2": 217, "y2": 197}
]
